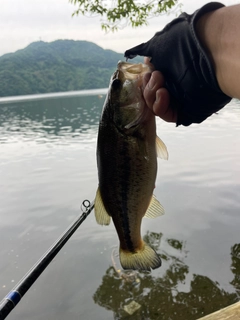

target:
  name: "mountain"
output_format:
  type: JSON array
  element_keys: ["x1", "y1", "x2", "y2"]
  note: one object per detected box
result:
[{"x1": 0, "y1": 40, "x2": 142, "y2": 97}]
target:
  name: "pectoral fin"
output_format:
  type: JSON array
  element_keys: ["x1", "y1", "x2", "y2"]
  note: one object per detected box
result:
[
  {"x1": 144, "y1": 195, "x2": 165, "y2": 219},
  {"x1": 94, "y1": 188, "x2": 111, "y2": 225},
  {"x1": 156, "y1": 136, "x2": 168, "y2": 160}
]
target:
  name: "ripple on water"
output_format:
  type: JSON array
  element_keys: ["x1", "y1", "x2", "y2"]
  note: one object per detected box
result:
[{"x1": 0, "y1": 96, "x2": 240, "y2": 320}]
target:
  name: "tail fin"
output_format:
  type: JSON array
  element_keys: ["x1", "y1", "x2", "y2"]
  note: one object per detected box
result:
[{"x1": 119, "y1": 242, "x2": 161, "y2": 271}]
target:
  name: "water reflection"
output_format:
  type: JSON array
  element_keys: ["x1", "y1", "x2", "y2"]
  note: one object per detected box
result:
[
  {"x1": 1, "y1": 95, "x2": 240, "y2": 320},
  {"x1": 0, "y1": 94, "x2": 104, "y2": 144},
  {"x1": 93, "y1": 232, "x2": 240, "y2": 320},
  {"x1": 230, "y1": 244, "x2": 240, "y2": 299}
]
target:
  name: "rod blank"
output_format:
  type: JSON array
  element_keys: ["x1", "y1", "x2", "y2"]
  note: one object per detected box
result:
[{"x1": 0, "y1": 201, "x2": 94, "y2": 320}]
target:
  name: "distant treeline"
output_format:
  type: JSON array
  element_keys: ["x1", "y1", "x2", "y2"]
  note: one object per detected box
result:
[{"x1": 0, "y1": 40, "x2": 141, "y2": 97}]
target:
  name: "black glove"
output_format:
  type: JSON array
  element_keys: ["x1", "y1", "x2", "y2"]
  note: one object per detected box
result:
[{"x1": 125, "y1": 2, "x2": 232, "y2": 126}]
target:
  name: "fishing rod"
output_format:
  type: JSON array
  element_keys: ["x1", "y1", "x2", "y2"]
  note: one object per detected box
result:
[{"x1": 0, "y1": 200, "x2": 94, "y2": 320}]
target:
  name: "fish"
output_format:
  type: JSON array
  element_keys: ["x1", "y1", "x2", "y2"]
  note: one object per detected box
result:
[{"x1": 94, "y1": 61, "x2": 168, "y2": 271}]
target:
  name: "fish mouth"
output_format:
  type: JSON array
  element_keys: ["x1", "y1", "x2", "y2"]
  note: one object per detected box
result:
[
  {"x1": 117, "y1": 61, "x2": 152, "y2": 81},
  {"x1": 112, "y1": 61, "x2": 146, "y2": 81},
  {"x1": 112, "y1": 67, "x2": 125, "y2": 83},
  {"x1": 111, "y1": 61, "x2": 144, "y2": 90},
  {"x1": 111, "y1": 61, "x2": 152, "y2": 86}
]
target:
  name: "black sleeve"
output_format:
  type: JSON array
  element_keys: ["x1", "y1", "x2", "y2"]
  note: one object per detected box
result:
[{"x1": 125, "y1": 2, "x2": 232, "y2": 126}]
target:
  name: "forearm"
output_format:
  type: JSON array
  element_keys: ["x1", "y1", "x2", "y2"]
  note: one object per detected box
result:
[{"x1": 196, "y1": 4, "x2": 240, "y2": 99}]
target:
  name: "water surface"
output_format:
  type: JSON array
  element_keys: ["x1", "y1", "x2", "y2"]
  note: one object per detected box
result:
[{"x1": 0, "y1": 92, "x2": 240, "y2": 319}]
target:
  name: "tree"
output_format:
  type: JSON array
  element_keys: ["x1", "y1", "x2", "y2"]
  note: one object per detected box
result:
[{"x1": 70, "y1": 0, "x2": 181, "y2": 32}]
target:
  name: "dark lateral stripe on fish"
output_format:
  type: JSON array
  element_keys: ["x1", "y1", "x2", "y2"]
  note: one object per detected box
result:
[{"x1": 119, "y1": 140, "x2": 135, "y2": 252}]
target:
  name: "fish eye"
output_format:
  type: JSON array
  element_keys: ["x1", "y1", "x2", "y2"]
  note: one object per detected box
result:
[{"x1": 112, "y1": 79, "x2": 122, "y2": 89}]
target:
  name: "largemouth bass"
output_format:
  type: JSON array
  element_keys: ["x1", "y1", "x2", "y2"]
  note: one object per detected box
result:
[{"x1": 95, "y1": 61, "x2": 168, "y2": 271}]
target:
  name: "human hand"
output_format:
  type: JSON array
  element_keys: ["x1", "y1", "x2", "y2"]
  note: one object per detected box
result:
[
  {"x1": 142, "y1": 57, "x2": 177, "y2": 123},
  {"x1": 125, "y1": 2, "x2": 231, "y2": 126}
]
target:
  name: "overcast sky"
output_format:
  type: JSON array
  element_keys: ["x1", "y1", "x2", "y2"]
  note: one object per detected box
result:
[{"x1": 0, "y1": 0, "x2": 237, "y2": 57}]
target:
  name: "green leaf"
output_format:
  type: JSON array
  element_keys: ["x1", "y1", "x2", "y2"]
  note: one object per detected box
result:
[{"x1": 69, "y1": 0, "x2": 181, "y2": 31}]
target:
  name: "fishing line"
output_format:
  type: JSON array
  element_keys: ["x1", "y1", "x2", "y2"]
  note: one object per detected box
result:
[{"x1": 0, "y1": 200, "x2": 94, "y2": 320}]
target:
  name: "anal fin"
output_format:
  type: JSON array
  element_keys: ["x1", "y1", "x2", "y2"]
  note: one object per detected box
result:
[{"x1": 94, "y1": 187, "x2": 111, "y2": 225}]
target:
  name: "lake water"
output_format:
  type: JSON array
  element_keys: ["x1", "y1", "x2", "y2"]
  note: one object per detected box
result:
[{"x1": 0, "y1": 90, "x2": 240, "y2": 320}]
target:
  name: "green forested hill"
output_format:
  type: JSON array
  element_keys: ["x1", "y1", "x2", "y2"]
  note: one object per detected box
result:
[{"x1": 0, "y1": 40, "x2": 141, "y2": 97}]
